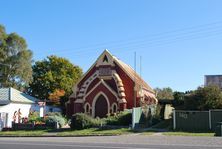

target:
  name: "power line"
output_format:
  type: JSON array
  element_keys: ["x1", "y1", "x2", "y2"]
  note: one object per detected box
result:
[
  {"x1": 34, "y1": 21, "x2": 222, "y2": 57},
  {"x1": 35, "y1": 28, "x2": 222, "y2": 57}
]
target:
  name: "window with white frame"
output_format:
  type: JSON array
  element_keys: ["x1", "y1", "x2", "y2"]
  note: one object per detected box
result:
[
  {"x1": 112, "y1": 103, "x2": 118, "y2": 113},
  {"x1": 84, "y1": 103, "x2": 90, "y2": 114}
]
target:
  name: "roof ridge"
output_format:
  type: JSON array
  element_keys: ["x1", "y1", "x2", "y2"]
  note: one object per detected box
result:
[{"x1": 113, "y1": 57, "x2": 154, "y2": 93}]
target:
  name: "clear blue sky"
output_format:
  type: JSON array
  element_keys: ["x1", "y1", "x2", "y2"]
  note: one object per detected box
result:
[{"x1": 1, "y1": 0, "x2": 222, "y2": 92}]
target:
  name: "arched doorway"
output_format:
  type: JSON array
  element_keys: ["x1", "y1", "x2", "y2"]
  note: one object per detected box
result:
[{"x1": 95, "y1": 94, "x2": 108, "y2": 118}]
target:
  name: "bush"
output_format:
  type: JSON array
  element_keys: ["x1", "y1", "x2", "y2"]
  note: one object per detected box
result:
[
  {"x1": 70, "y1": 113, "x2": 104, "y2": 130},
  {"x1": 106, "y1": 111, "x2": 132, "y2": 126},
  {"x1": 70, "y1": 112, "x2": 132, "y2": 130},
  {"x1": 45, "y1": 114, "x2": 67, "y2": 128},
  {"x1": 28, "y1": 112, "x2": 44, "y2": 123},
  {"x1": 46, "y1": 112, "x2": 63, "y2": 117}
]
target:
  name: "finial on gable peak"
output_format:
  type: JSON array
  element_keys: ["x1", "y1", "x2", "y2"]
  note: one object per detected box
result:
[
  {"x1": 104, "y1": 49, "x2": 110, "y2": 53},
  {"x1": 103, "y1": 49, "x2": 112, "y2": 56}
]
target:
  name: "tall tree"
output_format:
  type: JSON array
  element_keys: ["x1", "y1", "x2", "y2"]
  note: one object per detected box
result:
[
  {"x1": 29, "y1": 56, "x2": 82, "y2": 107},
  {"x1": 0, "y1": 24, "x2": 33, "y2": 90},
  {"x1": 154, "y1": 87, "x2": 174, "y2": 100}
]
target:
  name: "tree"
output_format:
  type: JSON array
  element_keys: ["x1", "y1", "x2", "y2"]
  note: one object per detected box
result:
[
  {"x1": 48, "y1": 89, "x2": 65, "y2": 105},
  {"x1": 173, "y1": 91, "x2": 185, "y2": 108},
  {"x1": 184, "y1": 85, "x2": 222, "y2": 110},
  {"x1": 0, "y1": 24, "x2": 33, "y2": 90},
  {"x1": 29, "y1": 56, "x2": 82, "y2": 107},
  {"x1": 154, "y1": 87, "x2": 174, "y2": 100}
]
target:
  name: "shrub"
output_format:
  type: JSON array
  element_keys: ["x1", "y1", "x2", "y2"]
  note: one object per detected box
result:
[
  {"x1": 70, "y1": 112, "x2": 132, "y2": 130},
  {"x1": 46, "y1": 112, "x2": 63, "y2": 117},
  {"x1": 70, "y1": 113, "x2": 104, "y2": 130},
  {"x1": 45, "y1": 115, "x2": 66, "y2": 128},
  {"x1": 28, "y1": 112, "x2": 43, "y2": 123},
  {"x1": 106, "y1": 111, "x2": 132, "y2": 126}
]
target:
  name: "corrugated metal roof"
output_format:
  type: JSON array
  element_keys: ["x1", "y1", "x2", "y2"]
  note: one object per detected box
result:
[
  {"x1": 113, "y1": 56, "x2": 155, "y2": 93},
  {"x1": 0, "y1": 88, "x2": 39, "y2": 104},
  {"x1": 0, "y1": 88, "x2": 10, "y2": 105}
]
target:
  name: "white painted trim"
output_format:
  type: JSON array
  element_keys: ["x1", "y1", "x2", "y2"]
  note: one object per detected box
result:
[
  {"x1": 92, "y1": 91, "x2": 110, "y2": 117},
  {"x1": 84, "y1": 79, "x2": 118, "y2": 100},
  {"x1": 101, "y1": 80, "x2": 118, "y2": 99},
  {"x1": 84, "y1": 80, "x2": 103, "y2": 99},
  {"x1": 82, "y1": 72, "x2": 98, "y2": 96},
  {"x1": 72, "y1": 50, "x2": 113, "y2": 88},
  {"x1": 74, "y1": 99, "x2": 84, "y2": 103},
  {"x1": 111, "y1": 103, "x2": 118, "y2": 113},
  {"x1": 96, "y1": 50, "x2": 115, "y2": 67},
  {"x1": 84, "y1": 102, "x2": 90, "y2": 114}
]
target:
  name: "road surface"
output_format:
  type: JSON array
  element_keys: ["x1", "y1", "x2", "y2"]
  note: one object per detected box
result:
[{"x1": 0, "y1": 134, "x2": 221, "y2": 149}]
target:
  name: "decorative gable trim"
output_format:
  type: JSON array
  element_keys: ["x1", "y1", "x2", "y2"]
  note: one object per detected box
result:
[
  {"x1": 84, "y1": 79, "x2": 119, "y2": 101},
  {"x1": 96, "y1": 50, "x2": 114, "y2": 67}
]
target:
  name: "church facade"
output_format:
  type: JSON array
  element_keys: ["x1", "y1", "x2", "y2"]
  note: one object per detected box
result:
[{"x1": 66, "y1": 50, "x2": 157, "y2": 118}]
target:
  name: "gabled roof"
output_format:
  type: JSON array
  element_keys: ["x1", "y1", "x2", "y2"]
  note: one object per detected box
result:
[
  {"x1": 0, "y1": 88, "x2": 39, "y2": 105},
  {"x1": 74, "y1": 49, "x2": 155, "y2": 94},
  {"x1": 113, "y1": 56, "x2": 155, "y2": 93}
]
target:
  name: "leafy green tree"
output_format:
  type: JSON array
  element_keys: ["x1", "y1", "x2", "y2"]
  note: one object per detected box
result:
[
  {"x1": 173, "y1": 91, "x2": 185, "y2": 108},
  {"x1": 0, "y1": 24, "x2": 33, "y2": 90},
  {"x1": 184, "y1": 85, "x2": 222, "y2": 110},
  {"x1": 29, "y1": 56, "x2": 82, "y2": 107},
  {"x1": 154, "y1": 87, "x2": 174, "y2": 100}
]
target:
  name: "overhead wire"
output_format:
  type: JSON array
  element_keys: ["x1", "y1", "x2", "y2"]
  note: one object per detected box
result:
[{"x1": 34, "y1": 21, "x2": 222, "y2": 57}]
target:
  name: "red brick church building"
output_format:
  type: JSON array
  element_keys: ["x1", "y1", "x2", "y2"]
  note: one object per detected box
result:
[{"x1": 66, "y1": 50, "x2": 157, "y2": 118}]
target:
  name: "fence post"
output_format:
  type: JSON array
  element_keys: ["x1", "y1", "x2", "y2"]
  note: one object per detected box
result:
[
  {"x1": 173, "y1": 110, "x2": 176, "y2": 130},
  {"x1": 132, "y1": 108, "x2": 135, "y2": 129},
  {"x1": 209, "y1": 110, "x2": 212, "y2": 130}
]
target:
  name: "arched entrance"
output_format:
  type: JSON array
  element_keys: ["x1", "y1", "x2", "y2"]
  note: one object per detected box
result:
[{"x1": 95, "y1": 94, "x2": 108, "y2": 118}]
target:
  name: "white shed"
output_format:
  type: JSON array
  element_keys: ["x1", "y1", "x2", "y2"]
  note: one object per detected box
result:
[{"x1": 0, "y1": 88, "x2": 61, "y2": 128}]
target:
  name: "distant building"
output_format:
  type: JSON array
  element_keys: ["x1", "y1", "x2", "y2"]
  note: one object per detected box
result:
[{"x1": 204, "y1": 75, "x2": 222, "y2": 89}]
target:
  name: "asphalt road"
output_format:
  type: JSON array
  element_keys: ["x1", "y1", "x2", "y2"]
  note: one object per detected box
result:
[{"x1": 0, "y1": 135, "x2": 222, "y2": 149}]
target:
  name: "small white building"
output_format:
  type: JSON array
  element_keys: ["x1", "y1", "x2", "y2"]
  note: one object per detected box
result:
[{"x1": 0, "y1": 88, "x2": 61, "y2": 128}]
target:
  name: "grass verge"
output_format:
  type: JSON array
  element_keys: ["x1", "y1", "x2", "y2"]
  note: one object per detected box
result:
[
  {"x1": 163, "y1": 131, "x2": 214, "y2": 137},
  {"x1": 0, "y1": 130, "x2": 47, "y2": 136},
  {"x1": 58, "y1": 128, "x2": 131, "y2": 136},
  {"x1": 0, "y1": 128, "x2": 132, "y2": 137}
]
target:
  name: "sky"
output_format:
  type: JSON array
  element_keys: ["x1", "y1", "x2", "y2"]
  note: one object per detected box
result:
[{"x1": 1, "y1": 0, "x2": 222, "y2": 92}]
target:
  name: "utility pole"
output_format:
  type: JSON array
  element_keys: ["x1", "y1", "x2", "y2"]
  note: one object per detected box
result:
[
  {"x1": 139, "y1": 56, "x2": 144, "y2": 106},
  {"x1": 134, "y1": 52, "x2": 137, "y2": 107}
]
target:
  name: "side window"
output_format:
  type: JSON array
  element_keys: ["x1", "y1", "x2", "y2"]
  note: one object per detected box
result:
[
  {"x1": 112, "y1": 103, "x2": 118, "y2": 113},
  {"x1": 84, "y1": 103, "x2": 90, "y2": 114}
]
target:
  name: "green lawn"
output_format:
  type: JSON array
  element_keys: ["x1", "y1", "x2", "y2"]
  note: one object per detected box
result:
[
  {"x1": 0, "y1": 130, "x2": 47, "y2": 136},
  {"x1": 58, "y1": 128, "x2": 132, "y2": 136},
  {"x1": 0, "y1": 128, "x2": 215, "y2": 137},
  {"x1": 163, "y1": 131, "x2": 215, "y2": 137},
  {"x1": 0, "y1": 128, "x2": 132, "y2": 137}
]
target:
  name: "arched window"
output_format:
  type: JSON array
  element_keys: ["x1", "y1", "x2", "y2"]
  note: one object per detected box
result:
[
  {"x1": 84, "y1": 103, "x2": 90, "y2": 114},
  {"x1": 112, "y1": 103, "x2": 118, "y2": 113}
]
